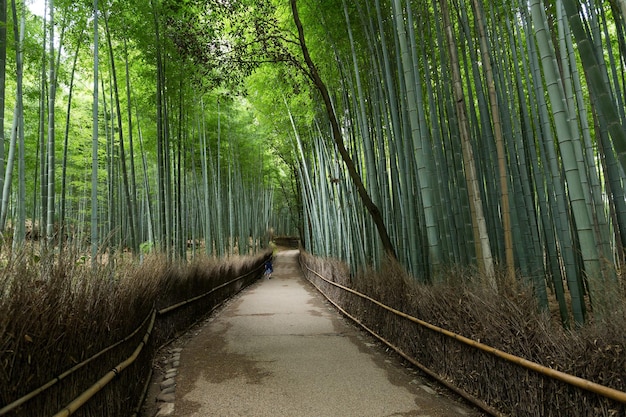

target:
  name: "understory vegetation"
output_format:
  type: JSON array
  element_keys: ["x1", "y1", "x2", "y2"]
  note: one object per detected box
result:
[
  {"x1": 0, "y1": 248, "x2": 268, "y2": 416},
  {"x1": 2, "y1": 0, "x2": 626, "y2": 413},
  {"x1": 300, "y1": 251, "x2": 626, "y2": 416}
]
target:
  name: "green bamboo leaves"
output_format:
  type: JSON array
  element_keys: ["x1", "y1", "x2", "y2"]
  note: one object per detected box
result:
[
  {"x1": 0, "y1": 0, "x2": 625, "y2": 325},
  {"x1": 287, "y1": 0, "x2": 626, "y2": 323},
  {"x1": 0, "y1": 0, "x2": 275, "y2": 262}
]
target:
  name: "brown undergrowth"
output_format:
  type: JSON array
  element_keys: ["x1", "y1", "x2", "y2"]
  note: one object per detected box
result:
[
  {"x1": 300, "y1": 251, "x2": 626, "y2": 417},
  {"x1": 0, "y1": 248, "x2": 269, "y2": 417}
]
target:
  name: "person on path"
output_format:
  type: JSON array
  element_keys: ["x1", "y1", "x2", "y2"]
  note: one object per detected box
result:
[{"x1": 264, "y1": 258, "x2": 273, "y2": 279}]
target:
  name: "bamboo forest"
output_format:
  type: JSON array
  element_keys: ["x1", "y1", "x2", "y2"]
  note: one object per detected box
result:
[{"x1": 1, "y1": 0, "x2": 626, "y2": 415}]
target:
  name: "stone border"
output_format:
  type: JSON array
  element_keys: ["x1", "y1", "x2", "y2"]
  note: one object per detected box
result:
[{"x1": 154, "y1": 348, "x2": 182, "y2": 417}]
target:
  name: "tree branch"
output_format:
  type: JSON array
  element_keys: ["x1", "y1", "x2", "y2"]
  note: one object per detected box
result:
[{"x1": 289, "y1": 0, "x2": 396, "y2": 260}]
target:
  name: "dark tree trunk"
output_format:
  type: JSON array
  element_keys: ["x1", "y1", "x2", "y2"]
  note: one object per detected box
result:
[{"x1": 290, "y1": 0, "x2": 397, "y2": 260}]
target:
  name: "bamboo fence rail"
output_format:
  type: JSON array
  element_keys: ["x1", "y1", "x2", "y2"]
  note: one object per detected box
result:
[
  {"x1": 301, "y1": 263, "x2": 626, "y2": 413},
  {"x1": 0, "y1": 308, "x2": 155, "y2": 416},
  {"x1": 0, "y1": 259, "x2": 267, "y2": 417},
  {"x1": 52, "y1": 311, "x2": 157, "y2": 417}
]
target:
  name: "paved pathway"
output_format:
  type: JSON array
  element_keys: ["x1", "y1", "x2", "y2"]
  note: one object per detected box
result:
[{"x1": 161, "y1": 250, "x2": 481, "y2": 417}]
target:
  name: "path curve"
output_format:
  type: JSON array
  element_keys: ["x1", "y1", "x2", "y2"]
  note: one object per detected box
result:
[{"x1": 149, "y1": 250, "x2": 482, "y2": 417}]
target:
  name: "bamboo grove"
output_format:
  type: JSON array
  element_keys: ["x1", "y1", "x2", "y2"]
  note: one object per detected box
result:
[
  {"x1": 2, "y1": 0, "x2": 626, "y2": 328},
  {"x1": 0, "y1": 0, "x2": 275, "y2": 262},
  {"x1": 274, "y1": 0, "x2": 626, "y2": 327}
]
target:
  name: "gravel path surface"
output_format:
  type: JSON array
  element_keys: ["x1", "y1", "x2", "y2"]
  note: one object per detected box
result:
[{"x1": 150, "y1": 250, "x2": 482, "y2": 417}]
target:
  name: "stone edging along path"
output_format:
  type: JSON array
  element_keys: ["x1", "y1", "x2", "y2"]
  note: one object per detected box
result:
[
  {"x1": 143, "y1": 291, "x2": 244, "y2": 417},
  {"x1": 153, "y1": 347, "x2": 182, "y2": 417}
]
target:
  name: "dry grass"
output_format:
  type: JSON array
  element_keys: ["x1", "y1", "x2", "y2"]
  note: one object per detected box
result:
[
  {"x1": 300, "y1": 252, "x2": 626, "y2": 417},
  {"x1": 154, "y1": 254, "x2": 266, "y2": 346},
  {"x1": 0, "y1": 248, "x2": 269, "y2": 416},
  {"x1": 0, "y1": 250, "x2": 161, "y2": 416}
]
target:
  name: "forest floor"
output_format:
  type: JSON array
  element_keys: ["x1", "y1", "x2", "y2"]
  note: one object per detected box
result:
[{"x1": 142, "y1": 250, "x2": 484, "y2": 417}]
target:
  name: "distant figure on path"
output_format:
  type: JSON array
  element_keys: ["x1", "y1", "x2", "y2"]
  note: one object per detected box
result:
[{"x1": 264, "y1": 258, "x2": 273, "y2": 279}]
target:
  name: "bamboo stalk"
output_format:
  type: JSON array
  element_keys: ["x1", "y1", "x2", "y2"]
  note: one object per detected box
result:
[{"x1": 130, "y1": 368, "x2": 153, "y2": 417}]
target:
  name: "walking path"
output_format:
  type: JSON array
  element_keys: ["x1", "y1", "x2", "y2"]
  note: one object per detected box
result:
[{"x1": 153, "y1": 250, "x2": 481, "y2": 417}]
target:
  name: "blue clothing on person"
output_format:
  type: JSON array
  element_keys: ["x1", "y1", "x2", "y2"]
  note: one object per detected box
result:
[{"x1": 264, "y1": 259, "x2": 273, "y2": 279}]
